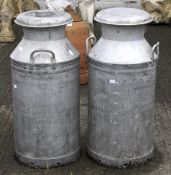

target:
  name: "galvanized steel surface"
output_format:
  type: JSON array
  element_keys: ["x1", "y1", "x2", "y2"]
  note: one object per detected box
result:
[
  {"x1": 87, "y1": 61, "x2": 156, "y2": 168},
  {"x1": 12, "y1": 60, "x2": 80, "y2": 168},
  {"x1": 94, "y1": 8, "x2": 152, "y2": 25},
  {"x1": 89, "y1": 25, "x2": 155, "y2": 64},
  {"x1": 89, "y1": 8, "x2": 156, "y2": 65},
  {"x1": 87, "y1": 8, "x2": 158, "y2": 168},
  {"x1": 11, "y1": 10, "x2": 80, "y2": 168},
  {"x1": 11, "y1": 27, "x2": 79, "y2": 64}
]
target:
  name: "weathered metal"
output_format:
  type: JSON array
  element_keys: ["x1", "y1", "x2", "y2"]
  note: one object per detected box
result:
[
  {"x1": 87, "y1": 8, "x2": 159, "y2": 168},
  {"x1": 10, "y1": 10, "x2": 80, "y2": 168}
]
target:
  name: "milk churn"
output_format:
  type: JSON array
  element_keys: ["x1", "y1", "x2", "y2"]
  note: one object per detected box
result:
[
  {"x1": 87, "y1": 8, "x2": 159, "y2": 168},
  {"x1": 10, "y1": 10, "x2": 80, "y2": 168}
]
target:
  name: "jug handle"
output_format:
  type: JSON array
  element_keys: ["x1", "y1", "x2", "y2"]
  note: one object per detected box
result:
[
  {"x1": 152, "y1": 42, "x2": 160, "y2": 62},
  {"x1": 29, "y1": 49, "x2": 56, "y2": 70},
  {"x1": 86, "y1": 34, "x2": 97, "y2": 56}
]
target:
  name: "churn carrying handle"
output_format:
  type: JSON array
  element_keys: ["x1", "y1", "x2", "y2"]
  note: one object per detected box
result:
[
  {"x1": 152, "y1": 42, "x2": 160, "y2": 62},
  {"x1": 29, "y1": 49, "x2": 56, "y2": 70},
  {"x1": 86, "y1": 34, "x2": 97, "y2": 55}
]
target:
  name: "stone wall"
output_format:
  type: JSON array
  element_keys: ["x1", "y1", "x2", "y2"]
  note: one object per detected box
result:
[{"x1": 141, "y1": 0, "x2": 171, "y2": 23}]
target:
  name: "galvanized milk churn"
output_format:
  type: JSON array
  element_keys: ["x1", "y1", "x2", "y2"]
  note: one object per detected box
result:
[
  {"x1": 10, "y1": 10, "x2": 80, "y2": 168},
  {"x1": 87, "y1": 8, "x2": 159, "y2": 168}
]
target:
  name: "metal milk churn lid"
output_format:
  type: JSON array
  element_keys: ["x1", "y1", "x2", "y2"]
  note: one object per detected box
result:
[
  {"x1": 95, "y1": 7, "x2": 152, "y2": 25},
  {"x1": 88, "y1": 7, "x2": 159, "y2": 65},
  {"x1": 15, "y1": 9, "x2": 72, "y2": 27}
]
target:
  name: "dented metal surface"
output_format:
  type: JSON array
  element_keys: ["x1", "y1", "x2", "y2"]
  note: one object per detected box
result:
[
  {"x1": 10, "y1": 10, "x2": 80, "y2": 168},
  {"x1": 87, "y1": 8, "x2": 159, "y2": 168}
]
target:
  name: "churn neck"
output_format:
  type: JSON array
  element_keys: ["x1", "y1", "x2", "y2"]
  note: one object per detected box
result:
[
  {"x1": 101, "y1": 24, "x2": 146, "y2": 41},
  {"x1": 23, "y1": 26, "x2": 65, "y2": 41}
]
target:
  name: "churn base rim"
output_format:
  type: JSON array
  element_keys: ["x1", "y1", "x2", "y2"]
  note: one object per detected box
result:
[
  {"x1": 15, "y1": 149, "x2": 80, "y2": 168},
  {"x1": 87, "y1": 147, "x2": 154, "y2": 168}
]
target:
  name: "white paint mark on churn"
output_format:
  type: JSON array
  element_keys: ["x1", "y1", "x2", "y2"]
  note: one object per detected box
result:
[
  {"x1": 69, "y1": 50, "x2": 74, "y2": 56},
  {"x1": 109, "y1": 79, "x2": 119, "y2": 84},
  {"x1": 19, "y1": 47, "x2": 23, "y2": 51},
  {"x1": 14, "y1": 84, "x2": 17, "y2": 89}
]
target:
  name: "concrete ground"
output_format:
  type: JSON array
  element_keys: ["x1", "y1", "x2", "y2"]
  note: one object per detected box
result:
[{"x1": 0, "y1": 24, "x2": 171, "y2": 175}]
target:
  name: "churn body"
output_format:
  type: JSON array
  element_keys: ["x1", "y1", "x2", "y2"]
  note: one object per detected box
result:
[
  {"x1": 10, "y1": 10, "x2": 80, "y2": 168},
  {"x1": 87, "y1": 8, "x2": 159, "y2": 168}
]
